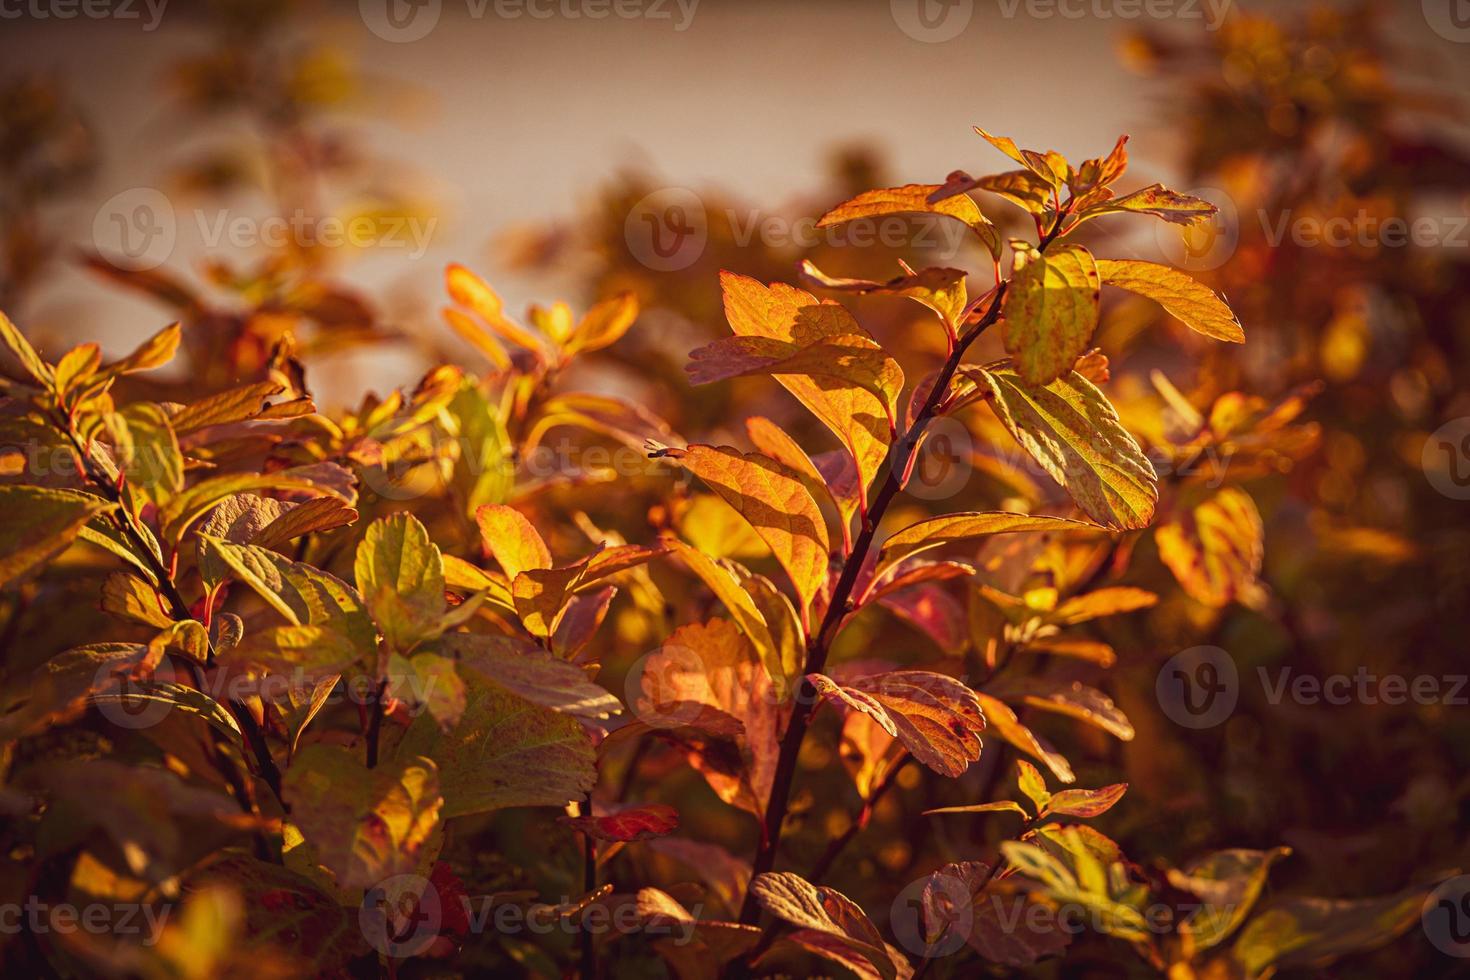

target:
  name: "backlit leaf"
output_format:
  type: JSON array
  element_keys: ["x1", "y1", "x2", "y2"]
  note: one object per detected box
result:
[
  {"x1": 809, "y1": 670, "x2": 985, "y2": 777},
  {"x1": 1001, "y1": 243, "x2": 1101, "y2": 387},
  {"x1": 750, "y1": 872, "x2": 906, "y2": 980},
  {"x1": 396, "y1": 667, "x2": 595, "y2": 818},
  {"x1": 651, "y1": 444, "x2": 829, "y2": 625},
  {"x1": 1168, "y1": 847, "x2": 1291, "y2": 952},
  {"x1": 974, "y1": 693, "x2": 1075, "y2": 783},
  {"x1": 878, "y1": 511, "x2": 1099, "y2": 573},
  {"x1": 1157, "y1": 486, "x2": 1265, "y2": 608},
  {"x1": 1080, "y1": 183, "x2": 1216, "y2": 225},
  {"x1": 354, "y1": 512, "x2": 446, "y2": 653},
  {"x1": 1232, "y1": 886, "x2": 1427, "y2": 977},
  {"x1": 475, "y1": 503, "x2": 552, "y2": 581},
  {"x1": 445, "y1": 633, "x2": 621, "y2": 720},
  {"x1": 1096, "y1": 259, "x2": 1243, "y2": 343},
  {"x1": 800, "y1": 259, "x2": 968, "y2": 336},
  {"x1": 0, "y1": 485, "x2": 114, "y2": 589},
  {"x1": 980, "y1": 366, "x2": 1158, "y2": 529},
  {"x1": 719, "y1": 272, "x2": 891, "y2": 498},
  {"x1": 997, "y1": 679, "x2": 1135, "y2": 741},
  {"x1": 1046, "y1": 782, "x2": 1127, "y2": 818},
  {"x1": 564, "y1": 803, "x2": 678, "y2": 842},
  {"x1": 284, "y1": 745, "x2": 442, "y2": 889},
  {"x1": 817, "y1": 183, "x2": 997, "y2": 257}
]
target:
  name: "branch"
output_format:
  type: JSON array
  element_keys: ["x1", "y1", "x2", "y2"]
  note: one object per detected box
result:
[{"x1": 736, "y1": 209, "x2": 1073, "y2": 927}]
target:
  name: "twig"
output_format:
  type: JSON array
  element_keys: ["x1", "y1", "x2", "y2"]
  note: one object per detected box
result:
[
  {"x1": 578, "y1": 797, "x2": 597, "y2": 980},
  {"x1": 808, "y1": 755, "x2": 913, "y2": 885}
]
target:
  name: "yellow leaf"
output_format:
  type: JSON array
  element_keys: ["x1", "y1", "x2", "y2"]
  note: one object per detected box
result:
[
  {"x1": 878, "y1": 511, "x2": 1100, "y2": 573},
  {"x1": 686, "y1": 328, "x2": 903, "y2": 429},
  {"x1": 719, "y1": 272, "x2": 891, "y2": 499},
  {"x1": 653, "y1": 444, "x2": 829, "y2": 626},
  {"x1": 442, "y1": 306, "x2": 511, "y2": 371},
  {"x1": 1096, "y1": 259, "x2": 1243, "y2": 343},
  {"x1": 1081, "y1": 184, "x2": 1216, "y2": 225},
  {"x1": 980, "y1": 366, "x2": 1158, "y2": 529},
  {"x1": 800, "y1": 259, "x2": 968, "y2": 337},
  {"x1": 816, "y1": 182, "x2": 996, "y2": 254},
  {"x1": 809, "y1": 670, "x2": 986, "y2": 777},
  {"x1": 1002, "y1": 243, "x2": 1101, "y2": 387},
  {"x1": 444, "y1": 263, "x2": 545, "y2": 354},
  {"x1": 565, "y1": 292, "x2": 638, "y2": 357},
  {"x1": 1156, "y1": 486, "x2": 1264, "y2": 607},
  {"x1": 475, "y1": 504, "x2": 553, "y2": 581}
]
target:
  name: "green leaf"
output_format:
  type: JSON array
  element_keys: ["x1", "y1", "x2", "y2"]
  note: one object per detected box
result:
[
  {"x1": 979, "y1": 366, "x2": 1158, "y2": 529},
  {"x1": 0, "y1": 485, "x2": 114, "y2": 589},
  {"x1": 446, "y1": 381, "x2": 514, "y2": 514},
  {"x1": 1096, "y1": 259, "x2": 1243, "y2": 343},
  {"x1": 355, "y1": 513, "x2": 446, "y2": 654},
  {"x1": 395, "y1": 667, "x2": 595, "y2": 818},
  {"x1": 1168, "y1": 847, "x2": 1291, "y2": 952},
  {"x1": 1232, "y1": 885, "x2": 1427, "y2": 976},
  {"x1": 284, "y1": 744, "x2": 443, "y2": 889},
  {"x1": 1001, "y1": 243, "x2": 1101, "y2": 387},
  {"x1": 200, "y1": 535, "x2": 376, "y2": 666},
  {"x1": 114, "y1": 402, "x2": 184, "y2": 508},
  {"x1": 1016, "y1": 758, "x2": 1051, "y2": 814}
]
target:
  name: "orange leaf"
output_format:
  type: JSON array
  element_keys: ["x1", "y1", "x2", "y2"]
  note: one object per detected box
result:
[
  {"x1": 809, "y1": 670, "x2": 986, "y2": 777},
  {"x1": 475, "y1": 504, "x2": 552, "y2": 581},
  {"x1": 651, "y1": 444, "x2": 830, "y2": 625},
  {"x1": 719, "y1": 272, "x2": 891, "y2": 499}
]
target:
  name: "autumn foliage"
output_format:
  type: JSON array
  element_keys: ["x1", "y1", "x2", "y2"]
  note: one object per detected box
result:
[{"x1": 3, "y1": 0, "x2": 1467, "y2": 971}]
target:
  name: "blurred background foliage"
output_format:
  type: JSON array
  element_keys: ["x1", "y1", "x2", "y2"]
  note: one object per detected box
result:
[{"x1": 1, "y1": 0, "x2": 1467, "y2": 976}]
